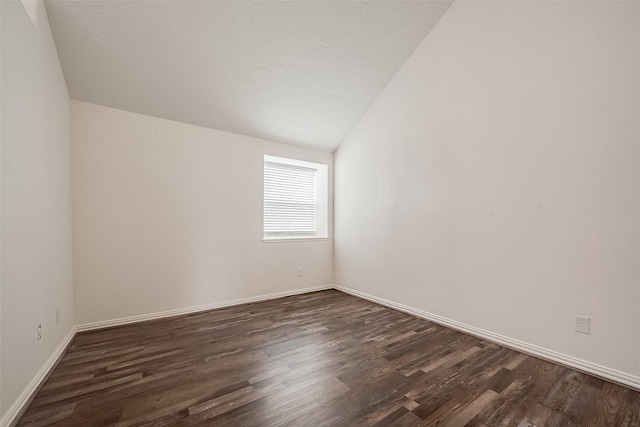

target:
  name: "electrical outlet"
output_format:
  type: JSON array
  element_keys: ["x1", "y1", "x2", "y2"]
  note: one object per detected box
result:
[
  {"x1": 37, "y1": 324, "x2": 42, "y2": 341},
  {"x1": 297, "y1": 268, "x2": 303, "y2": 277},
  {"x1": 574, "y1": 316, "x2": 590, "y2": 334},
  {"x1": 56, "y1": 307, "x2": 60, "y2": 324}
]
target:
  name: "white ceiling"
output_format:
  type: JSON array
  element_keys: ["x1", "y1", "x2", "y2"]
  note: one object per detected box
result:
[{"x1": 45, "y1": 1, "x2": 452, "y2": 152}]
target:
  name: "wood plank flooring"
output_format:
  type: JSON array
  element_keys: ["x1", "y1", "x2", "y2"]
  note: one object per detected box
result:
[{"x1": 17, "y1": 290, "x2": 640, "y2": 426}]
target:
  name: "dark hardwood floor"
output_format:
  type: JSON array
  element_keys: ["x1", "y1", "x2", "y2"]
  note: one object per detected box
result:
[{"x1": 17, "y1": 290, "x2": 640, "y2": 426}]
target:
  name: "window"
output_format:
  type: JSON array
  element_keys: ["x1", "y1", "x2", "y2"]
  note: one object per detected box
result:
[{"x1": 263, "y1": 155, "x2": 328, "y2": 241}]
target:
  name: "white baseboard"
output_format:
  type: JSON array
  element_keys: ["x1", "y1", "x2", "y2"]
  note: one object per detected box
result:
[
  {"x1": 76, "y1": 284, "x2": 334, "y2": 332},
  {"x1": 1, "y1": 326, "x2": 77, "y2": 427},
  {"x1": 334, "y1": 284, "x2": 640, "y2": 392}
]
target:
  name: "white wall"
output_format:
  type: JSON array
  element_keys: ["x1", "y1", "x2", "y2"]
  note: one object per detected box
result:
[
  {"x1": 71, "y1": 101, "x2": 333, "y2": 325},
  {"x1": 1, "y1": 0, "x2": 74, "y2": 418},
  {"x1": 335, "y1": 1, "x2": 640, "y2": 378}
]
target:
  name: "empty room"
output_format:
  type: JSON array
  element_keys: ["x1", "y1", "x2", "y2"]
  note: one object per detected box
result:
[{"x1": 1, "y1": 0, "x2": 639, "y2": 425}]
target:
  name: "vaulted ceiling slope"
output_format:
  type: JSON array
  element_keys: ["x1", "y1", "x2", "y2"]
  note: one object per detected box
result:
[{"x1": 45, "y1": 1, "x2": 452, "y2": 152}]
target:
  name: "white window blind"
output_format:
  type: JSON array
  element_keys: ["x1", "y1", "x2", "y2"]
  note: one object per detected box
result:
[{"x1": 264, "y1": 160, "x2": 317, "y2": 238}]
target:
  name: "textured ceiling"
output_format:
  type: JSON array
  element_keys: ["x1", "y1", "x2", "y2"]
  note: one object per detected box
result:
[{"x1": 45, "y1": 1, "x2": 452, "y2": 151}]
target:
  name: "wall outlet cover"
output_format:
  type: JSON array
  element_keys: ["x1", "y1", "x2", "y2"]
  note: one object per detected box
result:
[{"x1": 574, "y1": 315, "x2": 590, "y2": 334}]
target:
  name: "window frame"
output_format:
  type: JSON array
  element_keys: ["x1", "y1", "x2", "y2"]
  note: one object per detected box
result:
[{"x1": 263, "y1": 155, "x2": 328, "y2": 243}]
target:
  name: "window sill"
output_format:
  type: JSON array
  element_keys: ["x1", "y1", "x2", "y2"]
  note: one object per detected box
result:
[{"x1": 262, "y1": 237, "x2": 330, "y2": 243}]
